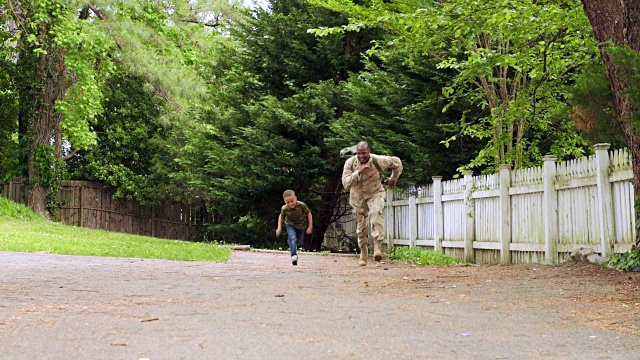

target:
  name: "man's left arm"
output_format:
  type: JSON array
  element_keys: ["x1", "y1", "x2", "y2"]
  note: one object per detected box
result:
[{"x1": 378, "y1": 155, "x2": 403, "y2": 188}]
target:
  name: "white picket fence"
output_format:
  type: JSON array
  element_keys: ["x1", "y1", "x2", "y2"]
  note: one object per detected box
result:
[{"x1": 328, "y1": 144, "x2": 637, "y2": 264}]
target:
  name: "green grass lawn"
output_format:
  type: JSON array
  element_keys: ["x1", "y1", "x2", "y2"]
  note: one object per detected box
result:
[{"x1": 0, "y1": 197, "x2": 230, "y2": 262}]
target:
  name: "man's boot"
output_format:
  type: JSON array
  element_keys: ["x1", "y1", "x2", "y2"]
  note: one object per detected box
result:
[
  {"x1": 373, "y1": 240, "x2": 383, "y2": 262},
  {"x1": 359, "y1": 246, "x2": 368, "y2": 266}
]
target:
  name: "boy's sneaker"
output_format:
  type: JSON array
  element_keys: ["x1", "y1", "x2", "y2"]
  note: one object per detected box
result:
[{"x1": 291, "y1": 255, "x2": 298, "y2": 266}]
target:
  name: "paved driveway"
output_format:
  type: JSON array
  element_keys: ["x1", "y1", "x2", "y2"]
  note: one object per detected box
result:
[{"x1": 1, "y1": 251, "x2": 639, "y2": 359}]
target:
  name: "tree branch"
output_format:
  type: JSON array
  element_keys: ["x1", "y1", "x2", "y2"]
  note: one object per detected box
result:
[
  {"x1": 88, "y1": 4, "x2": 107, "y2": 20},
  {"x1": 177, "y1": 15, "x2": 220, "y2": 28},
  {"x1": 61, "y1": 148, "x2": 79, "y2": 161}
]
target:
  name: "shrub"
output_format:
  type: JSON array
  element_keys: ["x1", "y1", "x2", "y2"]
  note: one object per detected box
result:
[
  {"x1": 388, "y1": 247, "x2": 462, "y2": 265},
  {"x1": 607, "y1": 247, "x2": 640, "y2": 271}
]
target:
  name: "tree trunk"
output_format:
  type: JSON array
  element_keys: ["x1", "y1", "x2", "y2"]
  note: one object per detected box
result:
[
  {"x1": 307, "y1": 172, "x2": 343, "y2": 251},
  {"x1": 581, "y1": 0, "x2": 640, "y2": 244},
  {"x1": 27, "y1": 45, "x2": 66, "y2": 216}
]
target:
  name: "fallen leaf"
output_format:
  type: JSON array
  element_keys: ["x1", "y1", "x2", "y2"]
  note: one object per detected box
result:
[
  {"x1": 198, "y1": 343, "x2": 206, "y2": 349},
  {"x1": 110, "y1": 343, "x2": 127, "y2": 347},
  {"x1": 274, "y1": 294, "x2": 284, "y2": 298}
]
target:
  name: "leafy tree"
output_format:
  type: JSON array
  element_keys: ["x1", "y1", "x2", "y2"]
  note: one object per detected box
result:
[
  {"x1": 310, "y1": 0, "x2": 597, "y2": 170},
  {"x1": 0, "y1": 0, "x2": 236, "y2": 214},
  {"x1": 0, "y1": 70, "x2": 23, "y2": 182},
  {"x1": 66, "y1": 72, "x2": 169, "y2": 203},
  {"x1": 172, "y1": 0, "x2": 381, "y2": 249}
]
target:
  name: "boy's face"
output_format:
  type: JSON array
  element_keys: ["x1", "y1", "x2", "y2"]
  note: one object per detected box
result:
[{"x1": 284, "y1": 195, "x2": 297, "y2": 209}]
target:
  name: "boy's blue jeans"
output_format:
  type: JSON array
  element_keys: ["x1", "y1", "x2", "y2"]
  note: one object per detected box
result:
[{"x1": 286, "y1": 224, "x2": 305, "y2": 256}]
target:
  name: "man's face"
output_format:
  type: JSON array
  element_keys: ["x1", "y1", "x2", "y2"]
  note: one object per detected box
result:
[
  {"x1": 356, "y1": 145, "x2": 370, "y2": 164},
  {"x1": 284, "y1": 195, "x2": 297, "y2": 209}
]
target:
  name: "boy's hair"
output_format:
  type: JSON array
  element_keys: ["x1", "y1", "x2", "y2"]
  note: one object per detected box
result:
[{"x1": 283, "y1": 189, "x2": 296, "y2": 199}]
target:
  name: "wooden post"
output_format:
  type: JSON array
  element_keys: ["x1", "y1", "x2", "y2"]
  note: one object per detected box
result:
[
  {"x1": 499, "y1": 165, "x2": 512, "y2": 264},
  {"x1": 433, "y1": 176, "x2": 443, "y2": 252},
  {"x1": 8, "y1": 179, "x2": 14, "y2": 201},
  {"x1": 542, "y1": 155, "x2": 558, "y2": 264},
  {"x1": 386, "y1": 190, "x2": 395, "y2": 248},
  {"x1": 151, "y1": 206, "x2": 156, "y2": 238},
  {"x1": 594, "y1": 143, "x2": 615, "y2": 257},
  {"x1": 79, "y1": 185, "x2": 84, "y2": 228},
  {"x1": 409, "y1": 189, "x2": 417, "y2": 248},
  {"x1": 463, "y1": 170, "x2": 475, "y2": 262},
  {"x1": 185, "y1": 205, "x2": 190, "y2": 240}
]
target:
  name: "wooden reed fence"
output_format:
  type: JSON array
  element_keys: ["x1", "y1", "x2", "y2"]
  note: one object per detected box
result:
[{"x1": 1, "y1": 179, "x2": 202, "y2": 241}]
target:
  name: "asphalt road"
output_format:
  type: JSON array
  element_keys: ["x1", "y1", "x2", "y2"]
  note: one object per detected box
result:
[{"x1": 0, "y1": 251, "x2": 638, "y2": 360}]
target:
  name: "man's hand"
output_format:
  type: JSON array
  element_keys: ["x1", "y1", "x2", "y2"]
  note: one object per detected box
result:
[
  {"x1": 358, "y1": 163, "x2": 370, "y2": 174},
  {"x1": 306, "y1": 227, "x2": 312, "y2": 235},
  {"x1": 387, "y1": 178, "x2": 397, "y2": 188},
  {"x1": 275, "y1": 228, "x2": 282, "y2": 237}
]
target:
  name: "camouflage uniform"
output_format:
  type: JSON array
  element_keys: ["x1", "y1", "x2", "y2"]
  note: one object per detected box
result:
[{"x1": 342, "y1": 154, "x2": 402, "y2": 264}]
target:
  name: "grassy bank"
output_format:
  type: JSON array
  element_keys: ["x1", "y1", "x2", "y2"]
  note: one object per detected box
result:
[{"x1": 0, "y1": 197, "x2": 230, "y2": 262}]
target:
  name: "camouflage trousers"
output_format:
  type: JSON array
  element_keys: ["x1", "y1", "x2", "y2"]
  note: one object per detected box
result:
[{"x1": 349, "y1": 190, "x2": 386, "y2": 249}]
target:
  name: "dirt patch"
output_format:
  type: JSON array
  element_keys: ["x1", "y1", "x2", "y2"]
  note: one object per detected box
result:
[{"x1": 364, "y1": 261, "x2": 640, "y2": 337}]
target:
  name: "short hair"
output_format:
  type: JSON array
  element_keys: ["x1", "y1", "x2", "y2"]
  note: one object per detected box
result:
[
  {"x1": 356, "y1": 141, "x2": 370, "y2": 151},
  {"x1": 283, "y1": 189, "x2": 296, "y2": 199}
]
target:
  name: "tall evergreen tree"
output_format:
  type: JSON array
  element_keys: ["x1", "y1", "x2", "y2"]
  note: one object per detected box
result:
[{"x1": 172, "y1": 0, "x2": 381, "y2": 249}]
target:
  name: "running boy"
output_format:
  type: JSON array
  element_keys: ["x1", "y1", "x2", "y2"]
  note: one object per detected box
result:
[{"x1": 275, "y1": 190, "x2": 313, "y2": 265}]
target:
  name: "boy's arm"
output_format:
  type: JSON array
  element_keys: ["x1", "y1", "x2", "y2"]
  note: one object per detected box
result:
[
  {"x1": 306, "y1": 211, "x2": 313, "y2": 234},
  {"x1": 275, "y1": 213, "x2": 283, "y2": 237}
]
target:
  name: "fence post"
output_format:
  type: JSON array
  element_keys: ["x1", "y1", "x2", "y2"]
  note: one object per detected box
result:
[
  {"x1": 594, "y1": 143, "x2": 615, "y2": 257},
  {"x1": 542, "y1": 155, "x2": 558, "y2": 264},
  {"x1": 8, "y1": 179, "x2": 13, "y2": 201},
  {"x1": 386, "y1": 190, "x2": 395, "y2": 249},
  {"x1": 433, "y1": 176, "x2": 443, "y2": 252},
  {"x1": 499, "y1": 164, "x2": 512, "y2": 264},
  {"x1": 409, "y1": 189, "x2": 417, "y2": 248},
  {"x1": 463, "y1": 170, "x2": 475, "y2": 262},
  {"x1": 151, "y1": 206, "x2": 156, "y2": 238},
  {"x1": 79, "y1": 185, "x2": 84, "y2": 228}
]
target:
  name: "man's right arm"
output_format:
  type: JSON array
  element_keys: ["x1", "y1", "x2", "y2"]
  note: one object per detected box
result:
[{"x1": 342, "y1": 157, "x2": 359, "y2": 190}]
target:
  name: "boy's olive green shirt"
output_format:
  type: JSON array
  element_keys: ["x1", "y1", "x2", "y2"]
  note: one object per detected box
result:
[{"x1": 280, "y1": 201, "x2": 311, "y2": 229}]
